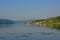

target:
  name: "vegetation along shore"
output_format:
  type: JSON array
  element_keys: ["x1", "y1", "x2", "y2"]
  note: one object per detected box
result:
[{"x1": 25, "y1": 16, "x2": 60, "y2": 29}]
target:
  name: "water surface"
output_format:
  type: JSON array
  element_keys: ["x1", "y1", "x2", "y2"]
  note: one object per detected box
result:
[{"x1": 0, "y1": 24, "x2": 60, "y2": 40}]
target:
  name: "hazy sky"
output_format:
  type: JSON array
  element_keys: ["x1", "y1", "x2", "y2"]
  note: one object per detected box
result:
[{"x1": 0, "y1": 0, "x2": 60, "y2": 20}]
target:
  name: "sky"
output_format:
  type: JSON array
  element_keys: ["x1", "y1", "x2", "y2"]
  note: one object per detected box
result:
[{"x1": 0, "y1": 0, "x2": 60, "y2": 20}]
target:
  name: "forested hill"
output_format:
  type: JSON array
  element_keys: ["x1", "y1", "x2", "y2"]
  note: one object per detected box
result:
[{"x1": 0, "y1": 19, "x2": 15, "y2": 24}]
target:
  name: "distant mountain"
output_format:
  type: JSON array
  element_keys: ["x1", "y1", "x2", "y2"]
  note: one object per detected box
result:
[
  {"x1": 15, "y1": 20, "x2": 32, "y2": 23},
  {"x1": 0, "y1": 19, "x2": 15, "y2": 24}
]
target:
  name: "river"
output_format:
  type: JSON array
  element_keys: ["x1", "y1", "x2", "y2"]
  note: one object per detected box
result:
[{"x1": 0, "y1": 24, "x2": 60, "y2": 40}]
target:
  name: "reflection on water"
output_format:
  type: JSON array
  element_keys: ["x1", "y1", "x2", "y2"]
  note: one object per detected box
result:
[
  {"x1": 0, "y1": 24, "x2": 60, "y2": 40},
  {"x1": 36, "y1": 23, "x2": 60, "y2": 30},
  {"x1": 46, "y1": 24, "x2": 60, "y2": 29}
]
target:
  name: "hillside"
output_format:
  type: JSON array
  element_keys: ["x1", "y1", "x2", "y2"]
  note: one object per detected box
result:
[{"x1": 0, "y1": 19, "x2": 15, "y2": 24}]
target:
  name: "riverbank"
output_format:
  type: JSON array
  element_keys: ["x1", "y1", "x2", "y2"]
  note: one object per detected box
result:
[{"x1": 25, "y1": 16, "x2": 60, "y2": 29}]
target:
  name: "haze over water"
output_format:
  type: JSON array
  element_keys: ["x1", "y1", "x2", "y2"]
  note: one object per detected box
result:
[{"x1": 0, "y1": 0, "x2": 60, "y2": 40}]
